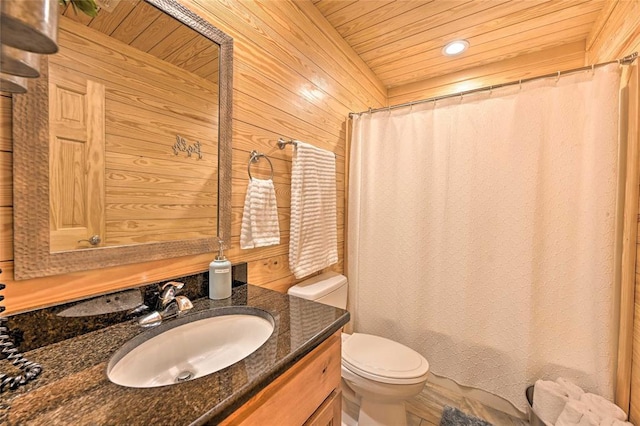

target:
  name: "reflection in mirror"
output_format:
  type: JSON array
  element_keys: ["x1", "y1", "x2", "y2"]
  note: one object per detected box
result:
[
  {"x1": 49, "y1": 2, "x2": 219, "y2": 251},
  {"x1": 12, "y1": 0, "x2": 232, "y2": 279}
]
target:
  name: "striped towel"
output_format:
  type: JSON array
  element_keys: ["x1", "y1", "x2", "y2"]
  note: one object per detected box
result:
[
  {"x1": 289, "y1": 142, "x2": 337, "y2": 278},
  {"x1": 240, "y1": 178, "x2": 280, "y2": 249}
]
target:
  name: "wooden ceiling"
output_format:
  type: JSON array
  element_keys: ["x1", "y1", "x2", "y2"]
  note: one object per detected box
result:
[
  {"x1": 312, "y1": 0, "x2": 607, "y2": 89},
  {"x1": 60, "y1": 0, "x2": 608, "y2": 91},
  {"x1": 59, "y1": 0, "x2": 218, "y2": 81}
]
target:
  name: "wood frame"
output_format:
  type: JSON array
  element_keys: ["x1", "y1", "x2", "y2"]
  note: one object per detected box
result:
[
  {"x1": 616, "y1": 61, "x2": 639, "y2": 416},
  {"x1": 11, "y1": 0, "x2": 233, "y2": 280}
]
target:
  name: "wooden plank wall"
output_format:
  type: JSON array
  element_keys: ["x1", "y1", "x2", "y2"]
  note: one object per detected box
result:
[
  {"x1": 585, "y1": 0, "x2": 640, "y2": 421},
  {"x1": 51, "y1": 18, "x2": 219, "y2": 246},
  {"x1": 1, "y1": 0, "x2": 385, "y2": 315}
]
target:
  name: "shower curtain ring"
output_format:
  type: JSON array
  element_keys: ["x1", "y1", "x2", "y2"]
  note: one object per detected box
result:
[
  {"x1": 556, "y1": 71, "x2": 560, "y2": 83},
  {"x1": 519, "y1": 79, "x2": 522, "y2": 90},
  {"x1": 591, "y1": 64, "x2": 595, "y2": 76}
]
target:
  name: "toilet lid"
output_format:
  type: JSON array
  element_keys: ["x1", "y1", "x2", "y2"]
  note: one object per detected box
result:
[{"x1": 342, "y1": 333, "x2": 429, "y2": 384}]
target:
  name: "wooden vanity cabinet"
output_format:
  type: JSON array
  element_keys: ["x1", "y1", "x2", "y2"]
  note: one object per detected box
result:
[{"x1": 220, "y1": 331, "x2": 342, "y2": 426}]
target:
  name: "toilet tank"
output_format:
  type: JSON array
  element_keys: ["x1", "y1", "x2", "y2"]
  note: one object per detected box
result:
[{"x1": 287, "y1": 271, "x2": 348, "y2": 309}]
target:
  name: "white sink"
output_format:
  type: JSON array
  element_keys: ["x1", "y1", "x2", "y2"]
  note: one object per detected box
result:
[{"x1": 107, "y1": 308, "x2": 275, "y2": 388}]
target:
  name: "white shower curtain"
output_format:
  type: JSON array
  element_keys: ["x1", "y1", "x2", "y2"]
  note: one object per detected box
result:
[{"x1": 348, "y1": 64, "x2": 622, "y2": 411}]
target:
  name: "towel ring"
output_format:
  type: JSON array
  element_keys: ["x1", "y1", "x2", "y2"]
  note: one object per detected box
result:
[{"x1": 248, "y1": 150, "x2": 274, "y2": 180}]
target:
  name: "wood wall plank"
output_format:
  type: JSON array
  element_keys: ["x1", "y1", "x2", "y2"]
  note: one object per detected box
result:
[
  {"x1": 0, "y1": 94, "x2": 11, "y2": 151},
  {"x1": 586, "y1": 0, "x2": 640, "y2": 64},
  {"x1": 0, "y1": 207, "x2": 12, "y2": 262},
  {"x1": 330, "y1": 1, "x2": 424, "y2": 36},
  {"x1": 588, "y1": 0, "x2": 640, "y2": 420},
  {"x1": 3, "y1": 0, "x2": 381, "y2": 315},
  {"x1": 0, "y1": 152, "x2": 12, "y2": 207}
]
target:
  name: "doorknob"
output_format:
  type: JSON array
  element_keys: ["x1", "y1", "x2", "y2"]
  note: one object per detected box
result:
[{"x1": 78, "y1": 235, "x2": 101, "y2": 246}]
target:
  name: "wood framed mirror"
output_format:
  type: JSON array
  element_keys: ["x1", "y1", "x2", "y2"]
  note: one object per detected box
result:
[{"x1": 12, "y1": 0, "x2": 232, "y2": 280}]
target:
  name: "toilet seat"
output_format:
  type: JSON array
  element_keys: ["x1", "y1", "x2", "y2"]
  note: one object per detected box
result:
[{"x1": 342, "y1": 333, "x2": 429, "y2": 385}]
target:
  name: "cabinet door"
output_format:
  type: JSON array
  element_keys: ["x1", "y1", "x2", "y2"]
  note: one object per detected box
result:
[
  {"x1": 304, "y1": 390, "x2": 341, "y2": 426},
  {"x1": 222, "y1": 332, "x2": 341, "y2": 426}
]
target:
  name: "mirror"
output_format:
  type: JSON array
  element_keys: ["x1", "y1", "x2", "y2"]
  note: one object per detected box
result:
[{"x1": 12, "y1": 0, "x2": 232, "y2": 280}]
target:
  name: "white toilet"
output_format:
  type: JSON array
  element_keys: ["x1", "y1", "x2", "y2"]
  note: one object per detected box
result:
[{"x1": 288, "y1": 272, "x2": 429, "y2": 426}]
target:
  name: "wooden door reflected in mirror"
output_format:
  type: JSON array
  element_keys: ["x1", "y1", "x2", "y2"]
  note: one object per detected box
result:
[{"x1": 12, "y1": 0, "x2": 232, "y2": 279}]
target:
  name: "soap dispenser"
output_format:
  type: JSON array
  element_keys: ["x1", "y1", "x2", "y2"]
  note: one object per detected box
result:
[{"x1": 209, "y1": 238, "x2": 232, "y2": 299}]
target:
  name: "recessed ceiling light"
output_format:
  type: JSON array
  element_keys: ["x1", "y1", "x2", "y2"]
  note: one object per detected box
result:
[{"x1": 442, "y1": 40, "x2": 469, "y2": 56}]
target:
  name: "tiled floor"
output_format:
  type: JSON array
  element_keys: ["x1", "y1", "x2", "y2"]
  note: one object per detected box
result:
[{"x1": 344, "y1": 380, "x2": 529, "y2": 426}]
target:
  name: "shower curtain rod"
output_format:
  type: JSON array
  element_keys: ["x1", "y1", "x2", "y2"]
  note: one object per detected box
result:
[{"x1": 349, "y1": 52, "x2": 638, "y2": 118}]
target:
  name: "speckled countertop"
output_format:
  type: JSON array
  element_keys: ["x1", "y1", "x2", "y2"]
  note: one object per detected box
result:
[{"x1": 0, "y1": 284, "x2": 349, "y2": 425}]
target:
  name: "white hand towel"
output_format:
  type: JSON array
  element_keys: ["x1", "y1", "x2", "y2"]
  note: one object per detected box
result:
[
  {"x1": 556, "y1": 400, "x2": 598, "y2": 426},
  {"x1": 533, "y1": 379, "x2": 570, "y2": 425},
  {"x1": 556, "y1": 377, "x2": 585, "y2": 400},
  {"x1": 579, "y1": 393, "x2": 626, "y2": 422},
  {"x1": 240, "y1": 178, "x2": 280, "y2": 249},
  {"x1": 289, "y1": 142, "x2": 337, "y2": 279}
]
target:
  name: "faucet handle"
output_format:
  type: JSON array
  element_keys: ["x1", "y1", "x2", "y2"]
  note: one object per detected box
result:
[
  {"x1": 158, "y1": 281, "x2": 185, "y2": 307},
  {"x1": 162, "y1": 281, "x2": 185, "y2": 291},
  {"x1": 174, "y1": 295, "x2": 193, "y2": 312}
]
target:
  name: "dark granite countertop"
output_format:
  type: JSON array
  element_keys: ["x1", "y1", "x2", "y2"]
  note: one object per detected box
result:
[{"x1": 0, "y1": 284, "x2": 349, "y2": 425}]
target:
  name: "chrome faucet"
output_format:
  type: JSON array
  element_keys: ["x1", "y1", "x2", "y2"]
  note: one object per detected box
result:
[{"x1": 137, "y1": 281, "x2": 193, "y2": 327}]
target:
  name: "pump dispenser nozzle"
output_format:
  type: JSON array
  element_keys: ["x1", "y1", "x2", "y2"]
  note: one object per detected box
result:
[{"x1": 216, "y1": 238, "x2": 226, "y2": 261}]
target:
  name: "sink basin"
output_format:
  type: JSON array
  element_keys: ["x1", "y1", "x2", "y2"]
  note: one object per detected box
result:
[{"x1": 107, "y1": 307, "x2": 275, "y2": 388}]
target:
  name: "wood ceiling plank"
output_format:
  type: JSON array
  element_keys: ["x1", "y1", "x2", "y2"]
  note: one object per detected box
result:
[
  {"x1": 88, "y1": 0, "x2": 140, "y2": 35},
  {"x1": 110, "y1": 1, "x2": 162, "y2": 45},
  {"x1": 380, "y1": 21, "x2": 594, "y2": 87},
  {"x1": 182, "y1": 44, "x2": 219, "y2": 77},
  {"x1": 345, "y1": 0, "x2": 479, "y2": 51},
  {"x1": 314, "y1": 0, "x2": 359, "y2": 17},
  {"x1": 63, "y1": 3, "x2": 94, "y2": 25},
  {"x1": 388, "y1": 50, "x2": 586, "y2": 105},
  {"x1": 162, "y1": 31, "x2": 213, "y2": 69},
  {"x1": 197, "y1": 64, "x2": 220, "y2": 82},
  {"x1": 388, "y1": 41, "x2": 586, "y2": 105},
  {"x1": 370, "y1": 3, "x2": 601, "y2": 81},
  {"x1": 128, "y1": 11, "x2": 182, "y2": 53},
  {"x1": 336, "y1": 1, "x2": 433, "y2": 38},
  {"x1": 323, "y1": 0, "x2": 397, "y2": 29},
  {"x1": 361, "y1": 0, "x2": 588, "y2": 67},
  {"x1": 147, "y1": 25, "x2": 199, "y2": 60}
]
